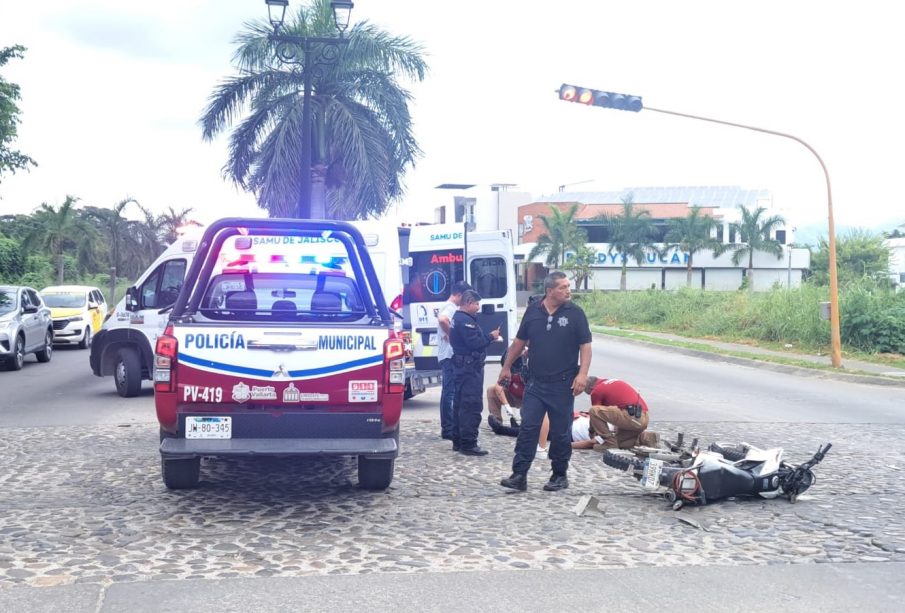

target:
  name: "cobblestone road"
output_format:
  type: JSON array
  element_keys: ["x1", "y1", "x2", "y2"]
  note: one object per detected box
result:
[{"x1": 1, "y1": 419, "x2": 904, "y2": 590}]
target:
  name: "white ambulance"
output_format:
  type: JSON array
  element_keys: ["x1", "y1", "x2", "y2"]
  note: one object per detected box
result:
[
  {"x1": 89, "y1": 228, "x2": 202, "y2": 397},
  {"x1": 403, "y1": 224, "x2": 517, "y2": 385}
]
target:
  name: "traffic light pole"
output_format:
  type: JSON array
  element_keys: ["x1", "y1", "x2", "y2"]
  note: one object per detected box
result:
[{"x1": 643, "y1": 105, "x2": 843, "y2": 368}]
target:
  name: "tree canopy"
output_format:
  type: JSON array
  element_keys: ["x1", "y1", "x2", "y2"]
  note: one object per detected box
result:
[{"x1": 0, "y1": 45, "x2": 37, "y2": 183}]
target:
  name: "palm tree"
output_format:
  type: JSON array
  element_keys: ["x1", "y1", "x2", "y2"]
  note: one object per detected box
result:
[
  {"x1": 722, "y1": 204, "x2": 786, "y2": 290},
  {"x1": 602, "y1": 196, "x2": 657, "y2": 291},
  {"x1": 527, "y1": 204, "x2": 587, "y2": 269},
  {"x1": 157, "y1": 206, "x2": 196, "y2": 244},
  {"x1": 86, "y1": 198, "x2": 139, "y2": 296},
  {"x1": 664, "y1": 205, "x2": 722, "y2": 288},
  {"x1": 200, "y1": 0, "x2": 427, "y2": 220},
  {"x1": 24, "y1": 196, "x2": 96, "y2": 283}
]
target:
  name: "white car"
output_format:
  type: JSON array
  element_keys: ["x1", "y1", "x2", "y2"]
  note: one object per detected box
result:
[
  {"x1": 40, "y1": 285, "x2": 107, "y2": 349},
  {"x1": 0, "y1": 285, "x2": 54, "y2": 370}
]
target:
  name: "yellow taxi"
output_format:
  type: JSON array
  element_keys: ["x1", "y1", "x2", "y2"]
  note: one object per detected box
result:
[{"x1": 39, "y1": 285, "x2": 107, "y2": 349}]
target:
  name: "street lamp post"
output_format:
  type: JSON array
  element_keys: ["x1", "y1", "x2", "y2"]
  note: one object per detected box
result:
[
  {"x1": 556, "y1": 84, "x2": 843, "y2": 368},
  {"x1": 265, "y1": 0, "x2": 354, "y2": 219},
  {"x1": 642, "y1": 106, "x2": 843, "y2": 368}
]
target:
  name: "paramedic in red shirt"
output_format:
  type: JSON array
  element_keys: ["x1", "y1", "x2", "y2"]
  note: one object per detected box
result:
[{"x1": 585, "y1": 376, "x2": 658, "y2": 449}]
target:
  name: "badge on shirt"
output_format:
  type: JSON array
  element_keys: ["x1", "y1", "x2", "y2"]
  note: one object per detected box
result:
[{"x1": 557, "y1": 316, "x2": 569, "y2": 328}]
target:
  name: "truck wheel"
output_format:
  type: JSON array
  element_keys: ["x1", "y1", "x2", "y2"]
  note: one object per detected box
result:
[
  {"x1": 114, "y1": 348, "x2": 142, "y2": 397},
  {"x1": 78, "y1": 327, "x2": 92, "y2": 350},
  {"x1": 403, "y1": 382, "x2": 414, "y2": 400},
  {"x1": 161, "y1": 457, "x2": 200, "y2": 489},
  {"x1": 35, "y1": 330, "x2": 53, "y2": 363},
  {"x1": 358, "y1": 457, "x2": 395, "y2": 490}
]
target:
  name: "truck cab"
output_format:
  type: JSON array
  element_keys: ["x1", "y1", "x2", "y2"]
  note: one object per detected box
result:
[{"x1": 154, "y1": 218, "x2": 403, "y2": 490}]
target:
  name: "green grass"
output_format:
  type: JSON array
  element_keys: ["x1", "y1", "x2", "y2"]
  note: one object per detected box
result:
[{"x1": 574, "y1": 284, "x2": 905, "y2": 371}]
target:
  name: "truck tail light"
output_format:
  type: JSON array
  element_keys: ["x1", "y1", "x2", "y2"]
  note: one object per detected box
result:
[
  {"x1": 384, "y1": 338, "x2": 405, "y2": 394},
  {"x1": 154, "y1": 326, "x2": 178, "y2": 393}
]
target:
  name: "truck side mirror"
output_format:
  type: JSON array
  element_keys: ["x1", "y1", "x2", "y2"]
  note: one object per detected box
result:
[{"x1": 125, "y1": 287, "x2": 140, "y2": 312}]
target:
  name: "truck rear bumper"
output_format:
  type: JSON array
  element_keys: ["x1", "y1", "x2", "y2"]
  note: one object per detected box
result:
[{"x1": 160, "y1": 436, "x2": 398, "y2": 459}]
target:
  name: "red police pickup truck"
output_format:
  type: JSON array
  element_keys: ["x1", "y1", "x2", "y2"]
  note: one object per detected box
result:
[{"x1": 154, "y1": 218, "x2": 404, "y2": 490}]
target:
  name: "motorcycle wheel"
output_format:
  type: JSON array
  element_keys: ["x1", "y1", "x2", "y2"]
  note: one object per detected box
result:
[
  {"x1": 708, "y1": 442, "x2": 749, "y2": 462},
  {"x1": 602, "y1": 449, "x2": 642, "y2": 473},
  {"x1": 788, "y1": 470, "x2": 816, "y2": 503}
]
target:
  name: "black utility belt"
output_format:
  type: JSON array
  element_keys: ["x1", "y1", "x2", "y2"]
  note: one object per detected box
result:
[
  {"x1": 453, "y1": 353, "x2": 485, "y2": 365},
  {"x1": 530, "y1": 370, "x2": 577, "y2": 383}
]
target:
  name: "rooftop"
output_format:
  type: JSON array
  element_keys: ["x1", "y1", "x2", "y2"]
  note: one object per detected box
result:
[{"x1": 537, "y1": 186, "x2": 771, "y2": 209}]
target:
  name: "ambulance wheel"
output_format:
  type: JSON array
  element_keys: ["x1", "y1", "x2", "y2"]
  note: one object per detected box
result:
[
  {"x1": 358, "y1": 457, "x2": 395, "y2": 490},
  {"x1": 114, "y1": 348, "x2": 142, "y2": 398},
  {"x1": 161, "y1": 456, "x2": 200, "y2": 489}
]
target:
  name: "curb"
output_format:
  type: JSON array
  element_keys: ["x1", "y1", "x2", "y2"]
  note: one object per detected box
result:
[{"x1": 597, "y1": 331, "x2": 905, "y2": 388}]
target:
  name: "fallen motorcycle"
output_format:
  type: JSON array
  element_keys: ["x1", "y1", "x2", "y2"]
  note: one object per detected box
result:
[{"x1": 602, "y1": 434, "x2": 832, "y2": 510}]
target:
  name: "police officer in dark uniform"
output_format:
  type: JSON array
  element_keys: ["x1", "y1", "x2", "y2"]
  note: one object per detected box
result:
[
  {"x1": 499, "y1": 271, "x2": 592, "y2": 491},
  {"x1": 450, "y1": 289, "x2": 502, "y2": 455}
]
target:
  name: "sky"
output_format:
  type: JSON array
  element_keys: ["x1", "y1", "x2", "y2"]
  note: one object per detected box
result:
[{"x1": 1, "y1": 0, "x2": 903, "y2": 239}]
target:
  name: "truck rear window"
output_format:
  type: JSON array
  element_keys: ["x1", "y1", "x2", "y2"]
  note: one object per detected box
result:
[
  {"x1": 192, "y1": 232, "x2": 372, "y2": 322},
  {"x1": 200, "y1": 272, "x2": 364, "y2": 322}
]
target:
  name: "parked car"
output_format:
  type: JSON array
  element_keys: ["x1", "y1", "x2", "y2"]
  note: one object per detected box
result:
[
  {"x1": 40, "y1": 285, "x2": 107, "y2": 349},
  {"x1": 0, "y1": 285, "x2": 54, "y2": 370}
]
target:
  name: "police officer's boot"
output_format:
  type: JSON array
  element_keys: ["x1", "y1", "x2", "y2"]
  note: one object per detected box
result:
[
  {"x1": 543, "y1": 473, "x2": 569, "y2": 492},
  {"x1": 500, "y1": 472, "x2": 527, "y2": 491}
]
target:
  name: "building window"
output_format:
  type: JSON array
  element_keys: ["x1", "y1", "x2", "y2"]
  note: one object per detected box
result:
[{"x1": 776, "y1": 229, "x2": 787, "y2": 245}]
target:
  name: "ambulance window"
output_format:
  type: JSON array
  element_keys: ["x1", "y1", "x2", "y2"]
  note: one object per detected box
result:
[
  {"x1": 141, "y1": 259, "x2": 187, "y2": 308},
  {"x1": 404, "y1": 249, "x2": 464, "y2": 303},
  {"x1": 470, "y1": 256, "x2": 507, "y2": 299}
]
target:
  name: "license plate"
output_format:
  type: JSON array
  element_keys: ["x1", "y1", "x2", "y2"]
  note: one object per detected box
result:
[
  {"x1": 641, "y1": 457, "x2": 663, "y2": 489},
  {"x1": 185, "y1": 416, "x2": 232, "y2": 439}
]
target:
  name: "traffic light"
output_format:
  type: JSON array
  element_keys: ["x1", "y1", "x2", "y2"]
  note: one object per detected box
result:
[{"x1": 558, "y1": 83, "x2": 643, "y2": 112}]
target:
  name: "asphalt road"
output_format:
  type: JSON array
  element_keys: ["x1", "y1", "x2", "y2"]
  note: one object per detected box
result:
[
  {"x1": 0, "y1": 345, "x2": 155, "y2": 428},
  {"x1": 2, "y1": 333, "x2": 903, "y2": 428},
  {"x1": 402, "y1": 333, "x2": 905, "y2": 425}
]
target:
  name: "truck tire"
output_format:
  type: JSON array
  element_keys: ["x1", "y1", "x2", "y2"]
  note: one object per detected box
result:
[
  {"x1": 35, "y1": 330, "x2": 53, "y2": 363},
  {"x1": 114, "y1": 348, "x2": 142, "y2": 398},
  {"x1": 161, "y1": 457, "x2": 200, "y2": 489},
  {"x1": 358, "y1": 456, "x2": 394, "y2": 490}
]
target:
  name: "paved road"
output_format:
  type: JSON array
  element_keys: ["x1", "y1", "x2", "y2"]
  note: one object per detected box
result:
[
  {"x1": 0, "y1": 345, "x2": 154, "y2": 428},
  {"x1": 1, "y1": 334, "x2": 904, "y2": 610}
]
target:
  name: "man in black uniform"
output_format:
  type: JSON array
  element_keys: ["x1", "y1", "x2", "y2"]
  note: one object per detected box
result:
[
  {"x1": 450, "y1": 289, "x2": 502, "y2": 455},
  {"x1": 499, "y1": 271, "x2": 592, "y2": 491}
]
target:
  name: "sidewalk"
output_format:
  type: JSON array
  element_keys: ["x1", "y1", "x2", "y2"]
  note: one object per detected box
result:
[
  {"x1": 3, "y1": 563, "x2": 903, "y2": 612},
  {"x1": 596, "y1": 326, "x2": 905, "y2": 387}
]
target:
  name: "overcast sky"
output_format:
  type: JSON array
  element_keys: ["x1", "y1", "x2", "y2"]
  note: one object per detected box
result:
[{"x1": 1, "y1": 0, "x2": 902, "y2": 236}]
